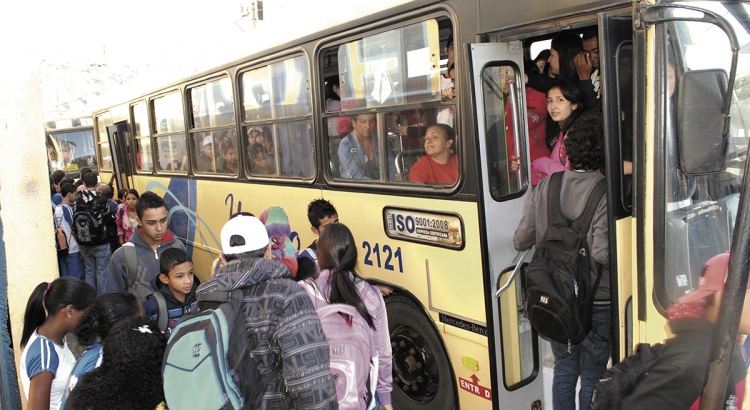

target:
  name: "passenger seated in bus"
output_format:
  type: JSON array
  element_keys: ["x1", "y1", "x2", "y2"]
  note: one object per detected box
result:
[
  {"x1": 250, "y1": 143, "x2": 274, "y2": 175},
  {"x1": 514, "y1": 111, "x2": 609, "y2": 410},
  {"x1": 261, "y1": 127, "x2": 276, "y2": 166},
  {"x1": 409, "y1": 124, "x2": 457, "y2": 184},
  {"x1": 219, "y1": 139, "x2": 238, "y2": 174},
  {"x1": 338, "y1": 113, "x2": 396, "y2": 180},
  {"x1": 620, "y1": 252, "x2": 748, "y2": 408},
  {"x1": 530, "y1": 78, "x2": 584, "y2": 183},
  {"x1": 196, "y1": 135, "x2": 216, "y2": 172}
]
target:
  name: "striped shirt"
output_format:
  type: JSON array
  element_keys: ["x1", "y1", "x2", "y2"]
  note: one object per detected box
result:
[{"x1": 20, "y1": 330, "x2": 76, "y2": 410}]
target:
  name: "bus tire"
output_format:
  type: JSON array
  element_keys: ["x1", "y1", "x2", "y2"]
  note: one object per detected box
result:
[{"x1": 387, "y1": 294, "x2": 456, "y2": 409}]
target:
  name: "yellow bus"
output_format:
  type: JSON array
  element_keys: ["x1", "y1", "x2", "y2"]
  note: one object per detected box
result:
[{"x1": 93, "y1": 0, "x2": 750, "y2": 408}]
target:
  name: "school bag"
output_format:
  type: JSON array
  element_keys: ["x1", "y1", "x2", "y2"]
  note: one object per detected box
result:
[
  {"x1": 523, "y1": 172, "x2": 606, "y2": 346},
  {"x1": 162, "y1": 288, "x2": 277, "y2": 410},
  {"x1": 590, "y1": 343, "x2": 665, "y2": 409},
  {"x1": 301, "y1": 279, "x2": 377, "y2": 410},
  {"x1": 72, "y1": 192, "x2": 115, "y2": 246}
]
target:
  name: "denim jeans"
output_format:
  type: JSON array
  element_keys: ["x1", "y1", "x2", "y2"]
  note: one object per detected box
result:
[
  {"x1": 551, "y1": 307, "x2": 611, "y2": 410},
  {"x1": 58, "y1": 251, "x2": 84, "y2": 280},
  {"x1": 80, "y1": 244, "x2": 111, "y2": 294}
]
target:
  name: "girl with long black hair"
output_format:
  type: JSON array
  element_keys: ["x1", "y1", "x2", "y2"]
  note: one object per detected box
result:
[{"x1": 20, "y1": 277, "x2": 96, "y2": 410}]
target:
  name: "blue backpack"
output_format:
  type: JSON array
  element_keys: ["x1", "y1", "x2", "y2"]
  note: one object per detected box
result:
[{"x1": 162, "y1": 289, "x2": 277, "y2": 409}]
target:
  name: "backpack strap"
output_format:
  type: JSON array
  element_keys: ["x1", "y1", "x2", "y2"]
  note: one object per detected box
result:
[
  {"x1": 123, "y1": 243, "x2": 138, "y2": 290},
  {"x1": 546, "y1": 172, "x2": 568, "y2": 228},
  {"x1": 572, "y1": 178, "x2": 607, "y2": 237},
  {"x1": 151, "y1": 292, "x2": 169, "y2": 332}
]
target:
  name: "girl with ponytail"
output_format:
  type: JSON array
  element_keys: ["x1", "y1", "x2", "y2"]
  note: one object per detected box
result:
[
  {"x1": 313, "y1": 223, "x2": 394, "y2": 410},
  {"x1": 20, "y1": 277, "x2": 96, "y2": 410}
]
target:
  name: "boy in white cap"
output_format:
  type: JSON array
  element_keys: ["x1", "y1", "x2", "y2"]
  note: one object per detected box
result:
[
  {"x1": 196, "y1": 213, "x2": 337, "y2": 409},
  {"x1": 622, "y1": 252, "x2": 749, "y2": 408}
]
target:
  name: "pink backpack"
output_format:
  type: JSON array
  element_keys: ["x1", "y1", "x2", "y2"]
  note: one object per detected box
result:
[{"x1": 301, "y1": 280, "x2": 377, "y2": 410}]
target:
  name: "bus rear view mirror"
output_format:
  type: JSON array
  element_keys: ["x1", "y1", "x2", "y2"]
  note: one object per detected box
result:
[{"x1": 677, "y1": 69, "x2": 728, "y2": 175}]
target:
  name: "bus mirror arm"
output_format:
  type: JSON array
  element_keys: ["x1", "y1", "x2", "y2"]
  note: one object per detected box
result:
[{"x1": 496, "y1": 249, "x2": 531, "y2": 297}]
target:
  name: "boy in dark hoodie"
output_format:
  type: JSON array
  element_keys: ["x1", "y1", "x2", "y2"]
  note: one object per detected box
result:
[{"x1": 142, "y1": 247, "x2": 199, "y2": 337}]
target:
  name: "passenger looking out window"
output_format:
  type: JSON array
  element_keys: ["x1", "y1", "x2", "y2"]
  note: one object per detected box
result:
[
  {"x1": 338, "y1": 114, "x2": 396, "y2": 180},
  {"x1": 409, "y1": 124, "x2": 458, "y2": 184}
]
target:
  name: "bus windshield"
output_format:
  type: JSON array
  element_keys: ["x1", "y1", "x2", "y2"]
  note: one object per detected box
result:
[{"x1": 46, "y1": 118, "x2": 97, "y2": 177}]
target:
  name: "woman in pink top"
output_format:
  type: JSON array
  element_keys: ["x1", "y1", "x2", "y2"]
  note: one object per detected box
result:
[
  {"x1": 116, "y1": 189, "x2": 140, "y2": 245},
  {"x1": 531, "y1": 78, "x2": 584, "y2": 182},
  {"x1": 409, "y1": 123, "x2": 458, "y2": 184}
]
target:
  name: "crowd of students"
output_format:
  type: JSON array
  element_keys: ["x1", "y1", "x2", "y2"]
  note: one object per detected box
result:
[{"x1": 34, "y1": 178, "x2": 392, "y2": 409}]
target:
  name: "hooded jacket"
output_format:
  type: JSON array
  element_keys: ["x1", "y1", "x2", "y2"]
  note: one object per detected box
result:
[
  {"x1": 104, "y1": 228, "x2": 186, "y2": 299},
  {"x1": 197, "y1": 257, "x2": 337, "y2": 410},
  {"x1": 142, "y1": 274, "x2": 200, "y2": 338}
]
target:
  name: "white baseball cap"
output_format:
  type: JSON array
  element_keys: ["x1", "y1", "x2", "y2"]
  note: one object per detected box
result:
[{"x1": 220, "y1": 215, "x2": 269, "y2": 254}]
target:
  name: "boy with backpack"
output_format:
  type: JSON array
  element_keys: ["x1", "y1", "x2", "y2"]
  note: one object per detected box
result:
[
  {"x1": 297, "y1": 198, "x2": 339, "y2": 281},
  {"x1": 55, "y1": 183, "x2": 84, "y2": 279},
  {"x1": 513, "y1": 112, "x2": 610, "y2": 410},
  {"x1": 142, "y1": 247, "x2": 199, "y2": 337},
  {"x1": 184, "y1": 213, "x2": 337, "y2": 409},
  {"x1": 73, "y1": 171, "x2": 114, "y2": 294}
]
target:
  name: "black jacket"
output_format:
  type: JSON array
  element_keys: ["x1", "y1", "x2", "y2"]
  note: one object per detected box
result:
[{"x1": 622, "y1": 317, "x2": 745, "y2": 409}]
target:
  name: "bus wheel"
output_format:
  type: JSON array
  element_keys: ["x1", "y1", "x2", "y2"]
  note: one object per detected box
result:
[{"x1": 387, "y1": 294, "x2": 455, "y2": 409}]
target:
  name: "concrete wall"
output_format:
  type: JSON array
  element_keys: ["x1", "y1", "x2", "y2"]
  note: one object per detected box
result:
[{"x1": 0, "y1": 9, "x2": 58, "y2": 407}]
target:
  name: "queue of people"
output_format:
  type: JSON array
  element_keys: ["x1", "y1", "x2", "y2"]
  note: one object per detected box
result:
[{"x1": 32, "y1": 183, "x2": 394, "y2": 409}]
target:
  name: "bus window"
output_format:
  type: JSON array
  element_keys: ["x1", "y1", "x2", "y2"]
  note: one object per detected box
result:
[
  {"x1": 338, "y1": 20, "x2": 441, "y2": 111},
  {"x1": 46, "y1": 117, "x2": 97, "y2": 176},
  {"x1": 660, "y1": 15, "x2": 748, "y2": 306},
  {"x1": 153, "y1": 92, "x2": 187, "y2": 173},
  {"x1": 240, "y1": 55, "x2": 313, "y2": 179},
  {"x1": 189, "y1": 77, "x2": 237, "y2": 175},
  {"x1": 132, "y1": 101, "x2": 153, "y2": 172},
  {"x1": 96, "y1": 114, "x2": 114, "y2": 171},
  {"x1": 482, "y1": 64, "x2": 526, "y2": 198},
  {"x1": 327, "y1": 18, "x2": 454, "y2": 184}
]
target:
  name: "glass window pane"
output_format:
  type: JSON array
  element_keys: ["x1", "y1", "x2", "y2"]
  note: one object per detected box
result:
[
  {"x1": 156, "y1": 135, "x2": 187, "y2": 172},
  {"x1": 338, "y1": 19, "x2": 441, "y2": 110},
  {"x1": 271, "y1": 56, "x2": 311, "y2": 118},
  {"x1": 96, "y1": 115, "x2": 113, "y2": 170},
  {"x1": 245, "y1": 125, "x2": 277, "y2": 176},
  {"x1": 136, "y1": 138, "x2": 153, "y2": 171},
  {"x1": 662, "y1": 16, "x2": 747, "y2": 304},
  {"x1": 277, "y1": 121, "x2": 314, "y2": 177},
  {"x1": 153, "y1": 92, "x2": 185, "y2": 134},
  {"x1": 132, "y1": 102, "x2": 151, "y2": 138},
  {"x1": 191, "y1": 77, "x2": 235, "y2": 129},
  {"x1": 193, "y1": 130, "x2": 238, "y2": 175},
  {"x1": 242, "y1": 67, "x2": 273, "y2": 121},
  {"x1": 482, "y1": 64, "x2": 526, "y2": 198},
  {"x1": 333, "y1": 113, "x2": 398, "y2": 181}
]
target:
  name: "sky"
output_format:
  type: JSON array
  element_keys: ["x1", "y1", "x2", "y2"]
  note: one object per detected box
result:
[{"x1": 1, "y1": 0, "x2": 411, "y2": 117}]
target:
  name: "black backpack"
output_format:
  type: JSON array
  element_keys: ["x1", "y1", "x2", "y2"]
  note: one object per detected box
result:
[
  {"x1": 524, "y1": 172, "x2": 606, "y2": 346},
  {"x1": 590, "y1": 343, "x2": 665, "y2": 409},
  {"x1": 72, "y1": 191, "x2": 115, "y2": 246}
]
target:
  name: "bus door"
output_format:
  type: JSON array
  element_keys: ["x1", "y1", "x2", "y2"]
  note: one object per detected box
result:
[
  {"x1": 469, "y1": 41, "x2": 545, "y2": 408},
  {"x1": 107, "y1": 122, "x2": 133, "y2": 192}
]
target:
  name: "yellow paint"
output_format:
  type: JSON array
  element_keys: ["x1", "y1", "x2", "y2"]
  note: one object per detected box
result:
[{"x1": 462, "y1": 356, "x2": 480, "y2": 371}]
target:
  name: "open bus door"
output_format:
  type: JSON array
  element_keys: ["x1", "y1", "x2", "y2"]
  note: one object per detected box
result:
[
  {"x1": 470, "y1": 41, "x2": 545, "y2": 409},
  {"x1": 107, "y1": 121, "x2": 132, "y2": 193}
]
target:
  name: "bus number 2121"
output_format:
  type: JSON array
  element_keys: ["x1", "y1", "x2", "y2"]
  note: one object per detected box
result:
[{"x1": 362, "y1": 241, "x2": 403, "y2": 273}]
